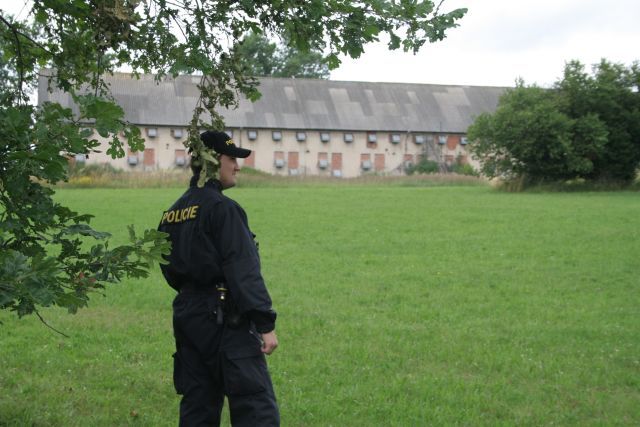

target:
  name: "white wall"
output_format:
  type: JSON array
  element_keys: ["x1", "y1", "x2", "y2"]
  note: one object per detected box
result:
[{"x1": 78, "y1": 126, "x2": 474, "y2": 177}]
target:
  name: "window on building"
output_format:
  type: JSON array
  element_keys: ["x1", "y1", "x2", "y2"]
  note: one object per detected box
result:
[
  {"x1": 403, "y1": 154, "x2": 414, "y2": 169},
  {"x1": 461, "y1": 137, "x2": 468, "y2": 145},
  {"x1": 175, "y1": 149, "x2": 186, "y2": 166},
  {"x1": 74, "y1": 154, "x2": 86, "y2": 164},
  {"x1": 361, "y1": 153, "x2": 372, "y2": 171},
  {"x1": 343, "y1": 133, "x2": 354, "y2": 143},
  {"x1": 296, "y1": 131, "x2": 307, "y2": 142},
  {"x1": 318, "y1": 152, "x2": 329, "y2": 169},
  {"x1": 171, "y1": 128, "x2": 183, "y2": 138},
  {"x1": 274, "y1": 151, "x2": 285, "y2": 168},
  {"x1": 320, "y1": 132, "x2": 331, "y2": 143},
  {"x1": 414, "y1": 134, "x2": 426, "y2": 144},
  {"x1": 127, "y1": 150, "x2": 138, "y2": 166},
  {"x1": 247, "y1": 130, "x2": 258, "y2": 141},
  {"x1": 146, "y1": 127, "x2": 158, "y2": 138},
  {"x1": 367, "y1": 133, "x2": 377, "y2": 148},
  {"x1": 390, "y1": 133, "x2": 401, "y2": 144},
  {"x1": 272, "y1": 131, "x2": 282, "y2": 141},
  {"x1": 438, "y1": 135, "x2": 447, "y2": 145}
]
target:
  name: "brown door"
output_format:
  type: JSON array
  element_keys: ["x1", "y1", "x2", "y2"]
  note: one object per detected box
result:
[
  {"x1": 144, "y1": 148, "x2": 155, "y2": 167},
  {"x1": 288, "y1": 152, "x2": 299, "y2": 169},
  {"x1": 331, "y1": 153, "x2": 342, "y2": 171}
]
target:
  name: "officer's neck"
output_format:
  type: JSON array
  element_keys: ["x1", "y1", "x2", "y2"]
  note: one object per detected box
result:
[{"x1": 189, "y1": 175, "x2": 223, "y2": 192}]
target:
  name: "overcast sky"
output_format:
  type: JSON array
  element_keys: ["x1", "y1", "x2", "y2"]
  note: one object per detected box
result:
[
  {"x1": 331, "y1": 0, "x2": 640, "y2": 87},
  {"x1": 2, "y1": 0, "x2": 639, "y2": 88}
]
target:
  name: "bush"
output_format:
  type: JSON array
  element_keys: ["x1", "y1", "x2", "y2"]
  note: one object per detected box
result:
[
  {"x1": 450, "y1": 162, "x2": 479, "y2": 176},
  {"x1": 407, "y1": 159, "x2": 440, "y2": 175},
  {"x1": 68, "y1": 162, "x2": 122, "y2": 177},
  {"x1": 468, "y1": 60, "x2": 640, "y2": 185}
]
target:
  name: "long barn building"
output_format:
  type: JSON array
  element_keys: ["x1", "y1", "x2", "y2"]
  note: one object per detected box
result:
[{"x1": 38, "y1": 72, "x2": 507, "y2": 177}]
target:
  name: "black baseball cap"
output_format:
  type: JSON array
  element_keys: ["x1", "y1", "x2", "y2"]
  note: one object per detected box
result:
[{"x1": 200, "y1": 131, "x2": 251, "y2": 158}]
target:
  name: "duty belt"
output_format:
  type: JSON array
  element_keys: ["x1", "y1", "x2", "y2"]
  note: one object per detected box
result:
[{"x1": 178, "y1": 282, "x2": 243, "y2": 327}]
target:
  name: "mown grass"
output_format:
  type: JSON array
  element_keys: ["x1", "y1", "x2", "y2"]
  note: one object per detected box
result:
[{"x1": 1, "y1": 186, "x2": 639, "y2": 426}]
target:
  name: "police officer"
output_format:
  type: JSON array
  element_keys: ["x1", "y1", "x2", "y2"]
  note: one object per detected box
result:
[{"x1": 159, "y1": 131, "x2": 279, "y2": 426}]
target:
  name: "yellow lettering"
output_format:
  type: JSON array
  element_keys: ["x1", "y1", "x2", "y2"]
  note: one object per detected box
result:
[
  {"x1": 162, "y1": 206, "x2": 199, "y2": 225},
  {"x1": 226, "y1": 139, "x2": 234, "y2": 145}
]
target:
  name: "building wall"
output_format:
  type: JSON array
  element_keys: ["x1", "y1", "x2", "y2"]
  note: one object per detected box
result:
[
  {"x1": 85, "y1": 126, "x2": 190, "y2": 171},
  {"x1": 80, "y1": 126, "x2": 475, "y2": 177},
  {"x1": 231, "y1": 128, "x2": 473, "y2": 177}
]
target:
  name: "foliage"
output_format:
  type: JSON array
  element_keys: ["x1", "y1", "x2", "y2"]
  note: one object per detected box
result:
[
  {"x1": 0, "y1": 2, "x2": 466, "y2": 320},
  {"x1": 407, "y1": 155, "x2": 478, "y2": 176},
  {"x1": 468, "y1": 83, "x2": 596, "y2": 181},
  {"x1": 468, "y1": 60, "x2": 640, "y2": 185},
  {"x1": 406, "y1": 158, "x2": 441, "y2": 174},
  {"x1": 236, "y1": 31, "x2": 329, "y2": 79},
  {"x1": 558, "y1": 60, "x2": 640, "y2": 182},
  {"x1": 450, "y1": 160, "x2": 479, "y2": 176}
]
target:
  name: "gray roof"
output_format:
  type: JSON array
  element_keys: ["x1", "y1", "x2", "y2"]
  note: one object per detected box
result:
[{"x1": 38, "y1": 72, "x2": 508, "y2": 133}]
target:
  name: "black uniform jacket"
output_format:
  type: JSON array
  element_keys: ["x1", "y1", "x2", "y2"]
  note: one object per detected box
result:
[{"x1": 159, "y1": 176, "x2": 276, "y2": 333}]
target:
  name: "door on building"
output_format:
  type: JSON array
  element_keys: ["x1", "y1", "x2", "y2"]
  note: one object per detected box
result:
[
  {"x1": 331, "y1": 153, "x2": 342, "y2": 177},
  {"x1": 144, "y1": 148, "x2": 155, "y2": 169}
]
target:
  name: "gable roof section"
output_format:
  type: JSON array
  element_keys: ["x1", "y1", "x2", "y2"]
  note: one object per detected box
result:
[{"x1": 38, "y1": 72, "x2": 508, "y2": 133}]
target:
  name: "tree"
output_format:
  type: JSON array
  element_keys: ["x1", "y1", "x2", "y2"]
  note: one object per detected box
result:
[
  {"x1": 0, "y1": 0, "x2": 467, "y2": 321},
  {"x1": 236, "y1": 31, "x2": 330, "y2": 79},
  {"x1": 558, "y1": 60, "x2": 640, "y2": 182},
  {"x1": 235, "y1": 31, "x2": 279, "y2": 77},
  {"x1": 468, "y1": 60, "x2": 639, "y2": 185}
]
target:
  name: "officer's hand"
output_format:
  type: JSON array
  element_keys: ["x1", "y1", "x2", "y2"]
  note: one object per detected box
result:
[{"x1": 261, "y1": 331, "x2": 278, "y2": 355}]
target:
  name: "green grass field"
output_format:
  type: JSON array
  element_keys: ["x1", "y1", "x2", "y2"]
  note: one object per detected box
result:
[{"x1": 1, "y1": 185, "x2": 639, "y2": 426}]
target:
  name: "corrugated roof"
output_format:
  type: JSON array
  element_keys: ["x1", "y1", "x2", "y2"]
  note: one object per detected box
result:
[{"x1": 38, "y1": 72, "x2": 508, "y2": 133}]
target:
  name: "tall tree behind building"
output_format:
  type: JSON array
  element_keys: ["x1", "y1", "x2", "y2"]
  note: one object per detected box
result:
[{"x1": 237, "y1": 31, "x2": 329, "y2": 79}]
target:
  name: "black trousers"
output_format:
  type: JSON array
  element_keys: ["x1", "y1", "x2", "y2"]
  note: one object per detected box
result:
[{"x1": 172, "y1": 292, "x2": 280, "y2": 427}]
